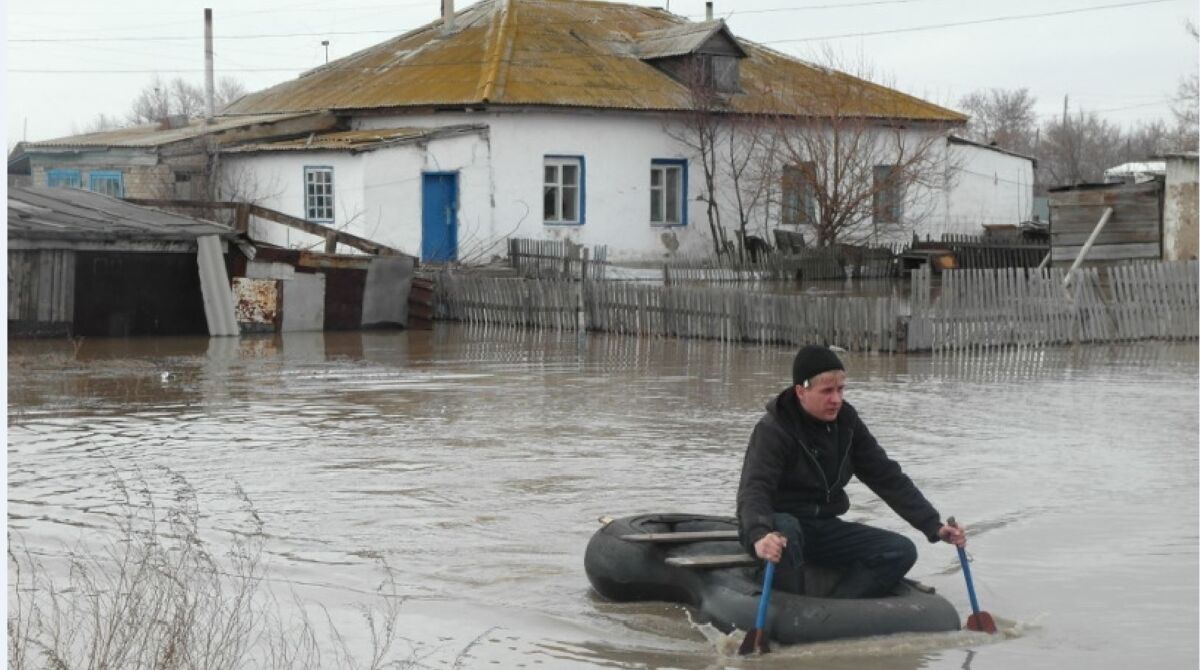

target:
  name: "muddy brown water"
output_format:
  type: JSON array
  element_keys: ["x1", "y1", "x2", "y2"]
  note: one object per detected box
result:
[{"x1": 7, "y1": 328, "x2": 1198, "y2": 669}]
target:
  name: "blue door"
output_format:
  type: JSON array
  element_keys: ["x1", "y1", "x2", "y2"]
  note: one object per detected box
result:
[{"x1": 421, "y1": 172, "x2": 458, "y2": 262}]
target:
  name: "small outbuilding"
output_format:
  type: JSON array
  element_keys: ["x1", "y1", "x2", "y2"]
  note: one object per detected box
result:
[
  {"x1": 1047, "y1": 180, "x2": 1162, "y2": 267},
  {"x1": 8, "y1": 185, "x2": 239, "y2": 337}
]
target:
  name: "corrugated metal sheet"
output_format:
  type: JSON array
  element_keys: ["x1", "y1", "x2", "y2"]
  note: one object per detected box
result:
[
  {"x1": 8, "y1": 185, "x2": 236, "y2": 243},
  {"x1": 221, "y1": 124, "x2": 486, "y2": 154},
  {"x1": 24, "y1": 112, "x2": 317, "y2": 149},
  {"x1": 224, "y1": 0, "x2": 966, "y2": 123}
]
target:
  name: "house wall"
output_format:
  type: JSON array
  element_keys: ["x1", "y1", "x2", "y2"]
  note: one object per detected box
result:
[
  {"x1": 944, "y1": 144, "x2": 1034, "y2": 234},
  {"x1": 28, "y1": 152, "x2": 174, "y2": 199},
  {"x1": 230, "y1": 110, "x2": 967, "y2": 262},
  {"x1": 221, "y1": 132, "x2": 491, "y2": 259},
  {"x1": 1162, "y1": 156, "x2": 1198, "y2": 261}
]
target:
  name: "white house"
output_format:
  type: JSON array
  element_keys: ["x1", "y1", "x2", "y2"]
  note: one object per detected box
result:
[
  {"x1": 22, "y1": 0, "x2": 1026, "y2": 262},
  {"x1": 212, "y1": 0, "x2": 995, "y2": 261}
]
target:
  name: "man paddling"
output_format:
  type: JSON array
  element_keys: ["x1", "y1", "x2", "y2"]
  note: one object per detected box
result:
[{"x1": 736, "y1": 345, "x2": 966, "y2": 598}]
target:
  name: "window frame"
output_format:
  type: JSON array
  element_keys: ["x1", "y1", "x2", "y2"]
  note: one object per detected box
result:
[
  {"x1": 650, "y1": 158, "x2": 688, "y2": 227},
  {"x1": 543, "y1": 155, "x2": 585, "y2": 226},
  {"x1": 88, "y1": 170, "x2": 125, "y2": 198},
  {"x1": 304, "y1": 165, "x2": 335, "y2": 223},
  {"x1": 872, "y1": 164, "x2": 904, "y2": 225},
  {"x1": 781, "y1": 163, "x2": 817, "y2": 227},
  {"x1": 46, "y1": 169, "x2": 82, "y2": 188}
]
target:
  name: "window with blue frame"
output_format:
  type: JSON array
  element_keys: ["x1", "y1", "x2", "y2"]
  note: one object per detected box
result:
[
  {"x1": 46, "y1": 169, "x2": 82, "y2": 188},
  {"x1": 543, "y1": 156, "x2": 584, "y2": 225},
  {"x1": 89, "y1": 170, "x2": 125, "y2": 198},
  {"x1": 304, "y1": 166, "x2": 335, "y2": 222},
  {"x1": 650, "y1": 159, "x2": 687, "y2": 226}
]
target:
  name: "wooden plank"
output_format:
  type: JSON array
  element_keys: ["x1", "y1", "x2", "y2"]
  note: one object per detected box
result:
[
  {"x1": 620, "y1": 531, "x2": 740, "y2": 543},
  {"x1": 664, "y1": 554, "x2": 757, "y2": 569},
  {"x1": 1051, "y1": 243, "x2": 1161, "y2": 262}
]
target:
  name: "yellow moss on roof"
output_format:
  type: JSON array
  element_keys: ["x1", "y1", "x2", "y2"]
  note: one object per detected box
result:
[{"x1": 225, "y1": 0, "x2": 965, "y2": 123}]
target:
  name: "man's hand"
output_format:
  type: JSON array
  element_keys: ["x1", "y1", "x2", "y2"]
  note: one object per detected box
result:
[
  {"x1": 753, "y1": 532, "x2": 787, "y2": 563},
  {"x1": 938, "y1": 523, "x2": 967, "y2": 548}
]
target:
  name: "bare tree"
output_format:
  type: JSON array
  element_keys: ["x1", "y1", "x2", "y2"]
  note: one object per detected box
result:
[
  {"x1": 663, "y1": 60, "x2": 731, "y2": 257},
  {"x1": 117, "y1": 75, "x2": 249, "y2": 126},
  {"x1": 1038, "y1": 109, "x2": 1124, "y2": 188},
  {"x1": 1170, "y1": 20, "x2": 1199, "y2": 149},
  {"x1": 767, "y1": 50, "x2": 953, "y2": 246},
  {"x1": 957, "y1": 87, "x2": 1038, "y2": 156}
]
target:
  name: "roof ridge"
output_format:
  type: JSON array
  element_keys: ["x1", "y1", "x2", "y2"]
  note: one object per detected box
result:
[{"x1": 477, "y1": 0, "x2": 516, "y2": 103}]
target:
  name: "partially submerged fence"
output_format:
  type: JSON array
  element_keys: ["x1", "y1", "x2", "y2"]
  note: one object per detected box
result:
[
  {"x1": 508, "y1": 238, "x2": 607, "y2": 281},
  {"x1": 436, "y1": 272, "x2": 902, "y2": 351},
  {"x1": 907, "y1": 261, "x2": 1198, "y2": 351},
  {"x1": 435, "y1": 260, "x2": 1197, "y2": 353},
  {"x1": 931, "y1": 234, "x2": 1048, "y2": 269}
]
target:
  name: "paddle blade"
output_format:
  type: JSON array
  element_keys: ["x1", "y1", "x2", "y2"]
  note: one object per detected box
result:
[
  {"x1": 966, "y1": 611, "x2": 998, "y2": 634},
  {"x1": 737, "y1": 629, "x2": 770, "y2": 655}
]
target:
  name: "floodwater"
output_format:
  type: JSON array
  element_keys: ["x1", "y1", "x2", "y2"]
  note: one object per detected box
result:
[{"x1": 7, "y1": 327, "x2": 1198, "y2": 669}]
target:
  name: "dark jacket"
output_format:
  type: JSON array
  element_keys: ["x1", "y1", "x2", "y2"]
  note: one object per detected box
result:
[{"x1": 737, "y1": 388, "x2": 943, "y2": 552}]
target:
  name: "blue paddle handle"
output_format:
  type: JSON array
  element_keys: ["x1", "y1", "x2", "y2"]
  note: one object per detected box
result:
[
  {"x1": 755, "y1": 561, "x2": 776, "y2": 630},
  {"x1": 956, "y1": 545, "x2": 982, "y2": 616}
]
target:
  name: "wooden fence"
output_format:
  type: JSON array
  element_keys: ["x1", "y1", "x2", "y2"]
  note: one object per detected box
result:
[
  {"x1": 435, "y1": 260, "x2": 1197, "y2": 353},
  {"x1": 907, "y1": 261, "x2": 1198, "y2": 352},
  {"x1": 929, "y1": 234, "x2": 1048, "y2": 269},
  {"x1": 508, "y1": 238, "x2": 608, "y2": 281}
]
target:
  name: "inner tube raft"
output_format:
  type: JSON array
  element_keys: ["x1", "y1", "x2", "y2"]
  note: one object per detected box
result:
[{"x1": 585, "y1": 513, "x2": 960, "y2": 645}]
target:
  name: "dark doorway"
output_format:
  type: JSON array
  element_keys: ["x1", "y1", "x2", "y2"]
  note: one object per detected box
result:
[{"x1": 74, "y1": 252, "x2": 208, "y2": 336}]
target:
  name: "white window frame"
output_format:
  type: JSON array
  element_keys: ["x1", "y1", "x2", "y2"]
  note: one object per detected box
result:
[
  {"x1": 650, "y1": 160, "x2": 686, "y2": 226},
  {"x1": 304, "y1": 166, "x2": 335, "y2": 222},
  {"x1": 543, "y1": 156, "x2": 583, "y2": 225}
]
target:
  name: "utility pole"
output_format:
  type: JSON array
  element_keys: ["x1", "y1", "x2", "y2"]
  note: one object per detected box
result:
[
  {"x1": 1061, "y1": 94, "x2": 1068, "y2": 127},
  {"x1": 204, "y1": 8, "x2": 215, "y2": 122},
  {"x1": 322, "y1": 40, "x2": 329, "y2": 64}
]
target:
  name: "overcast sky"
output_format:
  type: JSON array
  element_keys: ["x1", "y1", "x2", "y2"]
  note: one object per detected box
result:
[{"x1": 4, "y1": 0, "x2": 1197, "y2": 145}]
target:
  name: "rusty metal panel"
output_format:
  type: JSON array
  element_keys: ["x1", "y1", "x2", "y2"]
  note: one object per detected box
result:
[
  {"x1": 233, "y1": 277, "x2": 281, "y2": 333},
  {"x1": 223, "y1": 0, "x2": 965, "y2": 123}
]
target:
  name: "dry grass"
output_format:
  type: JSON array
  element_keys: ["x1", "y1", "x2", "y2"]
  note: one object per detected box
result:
[{"x1": 8, "y1": 470, "x2": 417, "y2": 670}]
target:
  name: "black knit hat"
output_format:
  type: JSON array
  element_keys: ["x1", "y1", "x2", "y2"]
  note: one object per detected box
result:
[{"x1": 792, "y1": 345, "x2": 845, "y2": 386}]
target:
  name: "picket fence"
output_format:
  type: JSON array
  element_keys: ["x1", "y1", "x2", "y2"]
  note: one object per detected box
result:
[{"x1": 434, "y1": 260, "x2": 1197, "y2": 352}]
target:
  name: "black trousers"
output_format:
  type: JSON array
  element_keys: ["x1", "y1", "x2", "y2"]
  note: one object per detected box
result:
[{"x1": 771, "y1": 513, "x2": 918, "y2": 598}]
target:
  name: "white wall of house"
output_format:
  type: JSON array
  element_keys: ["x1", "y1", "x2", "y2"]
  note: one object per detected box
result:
[
  {"x1": 360, "y1": 110, "x2": 718, "y2": 261},
  {"x1": 226, "y1": 110, "x2": 1009, "y2": 262},
  {"x1": 220, "y1": 131, "x2": 491, "y2": 258},
  {"x1": 942, "y1": 142, "x2": 1035, "y2": 236}
]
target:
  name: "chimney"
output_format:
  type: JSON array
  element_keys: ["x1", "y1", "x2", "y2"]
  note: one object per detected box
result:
[
  {"x1": 204, "y1": 8, "x2": 215, "y2": 122},
  {"x1": 705, "y1": 1, "x2": 713, "y2": 20},
  {"x1": 441, "y1": 0, "x2": 455, "y2": 35}
]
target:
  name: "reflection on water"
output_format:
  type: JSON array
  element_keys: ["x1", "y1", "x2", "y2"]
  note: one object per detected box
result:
[{"x1": 8, "y1": 326, "x2": 1198, "y2": 669}]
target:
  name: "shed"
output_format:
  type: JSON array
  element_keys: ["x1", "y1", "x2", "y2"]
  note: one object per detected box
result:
[
  {"x1": 8, "y1": 186, "x2": 239, "y2": 337},
  {"x1": 1047, "y1": 180, "x2": 1162, "y2": 267}
]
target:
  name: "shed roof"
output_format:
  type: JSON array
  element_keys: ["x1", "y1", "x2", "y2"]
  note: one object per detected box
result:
[
  {"x1": 224, "y1": 0, "x2": 965, "y2": 123},
  {"x1": 23, "y1": 112, "x2": 319, "y2": 150},
  {"x1": 8, "y1": 186, "x2": 236, "y2": 244}
]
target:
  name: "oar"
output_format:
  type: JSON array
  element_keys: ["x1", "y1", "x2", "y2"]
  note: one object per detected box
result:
[
  {"x1": 737, "y1": 560, "x2": 775, "y2": 655},
  {"x1": 947, "y1": 517, "x2": 997, "y2": 634}
]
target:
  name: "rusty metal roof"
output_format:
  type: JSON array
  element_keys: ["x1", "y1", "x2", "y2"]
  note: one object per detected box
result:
[
  {"x1": 635, "y1": 20, "x2": 744, "y2": 60},
  {"x1": 221, "y1": 124, "x2": 487, "y2": 154},
  {"x1": 8, "y1": 186, "x2": 235, "y2": 244},
  {"x1": 224, "y1": 0, "x2": 965, "y2": 123},
  {"x1": 24, "y1": 112, "x2": 319, "y2": 150}
]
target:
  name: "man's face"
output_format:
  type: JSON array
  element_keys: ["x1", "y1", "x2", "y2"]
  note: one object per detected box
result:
[{"x1": 795, "y1": 370, "x2": 846, "y2": 422}]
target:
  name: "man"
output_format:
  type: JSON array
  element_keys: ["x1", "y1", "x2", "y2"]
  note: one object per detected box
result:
[{"x1": 736, "y1": 344, "x2": 966, "y2": 598}]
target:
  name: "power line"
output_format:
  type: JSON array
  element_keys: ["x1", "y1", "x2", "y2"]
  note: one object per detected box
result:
[
  {"x1": 9, "y1": 0, "x2": 1176, "y2": 44},
  {"x1": 761, "y1": 0, "x2": 1175, "y2": 44}
]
